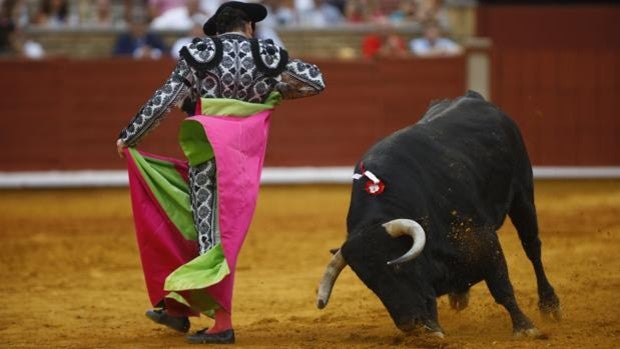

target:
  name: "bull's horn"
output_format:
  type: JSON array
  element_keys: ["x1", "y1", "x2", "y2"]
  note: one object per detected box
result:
[
  {"x1": 316, "y1": 249, "x2": 347, "y2": 309},
  {"x1": 383, "y1": 219, "x2": 426, "y2": 265}
]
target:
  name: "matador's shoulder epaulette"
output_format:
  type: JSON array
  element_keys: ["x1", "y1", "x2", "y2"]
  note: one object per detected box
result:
[
  {"x1": 250, "y1": 38, "x2": 289, "y2": 77},
  {"x1": 179, "y1": 37, "x2": 223, "y2": 72}
]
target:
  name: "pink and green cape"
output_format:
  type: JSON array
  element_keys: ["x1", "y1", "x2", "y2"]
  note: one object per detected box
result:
[{"x1": 125, "y1": 93, "x2": 281, "y2": 317}]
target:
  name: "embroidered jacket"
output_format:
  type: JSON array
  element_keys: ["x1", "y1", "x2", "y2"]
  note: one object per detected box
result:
[{"x1": 119, "y1": 33, "x2": 325, "y2": 146}]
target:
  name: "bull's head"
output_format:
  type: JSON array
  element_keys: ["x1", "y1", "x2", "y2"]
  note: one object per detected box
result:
[{"x1": 316, "y1": 218, "x2": 426, "y2": 309}]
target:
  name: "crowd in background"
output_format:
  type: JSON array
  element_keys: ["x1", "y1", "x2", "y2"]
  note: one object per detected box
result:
[{"x1": 1, "y1": 0, "x2": 470, "y2": 59}]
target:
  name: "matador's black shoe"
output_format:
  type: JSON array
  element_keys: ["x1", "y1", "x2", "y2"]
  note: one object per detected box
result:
[
  {"x1": 145, "y1": 309, "x2": 190, "y2": 333},
  {"x1": 186, "y1": 328, "x2": 235, "y2": 344}
]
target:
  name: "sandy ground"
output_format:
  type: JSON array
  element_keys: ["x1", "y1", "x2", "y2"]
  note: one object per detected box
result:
[{"x1": 0, "y1": 180, "x2": 619, "y2": 349}]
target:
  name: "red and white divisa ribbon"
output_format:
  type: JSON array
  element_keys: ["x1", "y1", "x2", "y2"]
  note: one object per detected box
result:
[{"x1": 352, "y1": 169, "x2": 385, "y2": 196}]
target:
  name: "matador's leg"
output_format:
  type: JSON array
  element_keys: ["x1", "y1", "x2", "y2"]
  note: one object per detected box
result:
[{"x1": 189, "y1": 160, "x2": 220, "y2": 255}]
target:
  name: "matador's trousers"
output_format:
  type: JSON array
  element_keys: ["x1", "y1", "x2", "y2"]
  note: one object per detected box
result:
[{"x1": 188, "y1": 160, "x2": 219, "y2": 255}]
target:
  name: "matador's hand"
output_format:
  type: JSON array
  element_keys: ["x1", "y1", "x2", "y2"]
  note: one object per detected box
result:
[{"x1": 116, "y1": 139, "x2": 126, "y2": 159}]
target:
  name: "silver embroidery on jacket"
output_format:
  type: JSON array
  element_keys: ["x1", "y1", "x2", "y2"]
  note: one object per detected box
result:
[{"x1": 119, "y1": 34, "x2": 325, "y2": 146}]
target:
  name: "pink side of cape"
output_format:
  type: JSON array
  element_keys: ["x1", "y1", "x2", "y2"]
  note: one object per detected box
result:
[
  {"x1": 125, "y1": 110, "x2": 271, "y2": 316},
  {"x1": 186, "y1": 110, "x2": 272, "y2": 313},
  {"x1": 125, "y1": 149, "x2": 198, "y2": 314}
]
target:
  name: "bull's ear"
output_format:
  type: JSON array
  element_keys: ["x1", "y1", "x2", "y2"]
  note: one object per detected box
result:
[{"x1": 329, "y1": 248, "x2": 340, "y2": 255}]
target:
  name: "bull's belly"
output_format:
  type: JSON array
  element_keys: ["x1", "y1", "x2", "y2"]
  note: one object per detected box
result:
[
  {"x1": 433, "y1": 248, "x2": 488, "y2": 297},
  {"x1": 435, "y1": 266, "x2": 484, "y2": 297}
]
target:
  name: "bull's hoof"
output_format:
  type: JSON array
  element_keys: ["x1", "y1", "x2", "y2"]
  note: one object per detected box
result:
[
  {"x1": 427, "y1": 329, "x2": 445, "y2": 339},
  {"x1": 399, "y1": 319, "x2": 445, "y2": 339},
  {"x1": 513, "y1": 327, "x2": 546, "y2": 339},
  {"x1": 540, "y1": 306, "x2": 562, "y2": 322},
  {"x1": 448, "y1": 291, "x2": 470, "y2": 311},
  {"x1": 539, "y1": 296, "x2": 562, "y2": 322},
  {"x1": 421, "y1": 320, "x2": 445, "y2": 339}
]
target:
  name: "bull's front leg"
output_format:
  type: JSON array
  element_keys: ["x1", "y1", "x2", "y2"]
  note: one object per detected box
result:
[
  {"x1": 484, "y1": 236, "x2": 543, "y2": 338},
  {"x1": 341, "y1": 235, "x2": 444, "y2": 337}
]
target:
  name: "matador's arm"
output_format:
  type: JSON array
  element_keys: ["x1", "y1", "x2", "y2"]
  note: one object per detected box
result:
[
  {"x1": 118, "y1": 59, "x2": 194, "y2": 146},
  {"x1": 276, "y1": 59, "x2": 325, "y2": 99}
]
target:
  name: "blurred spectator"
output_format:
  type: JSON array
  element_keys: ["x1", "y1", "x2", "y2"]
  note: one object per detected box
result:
[
  {"x1": 148, "y1": 0, "x2": 185, "y2": 19},
  {"x1": 94, "y1": 0, "x2": 112, "y2": 26},
  {"x1": 0, "y1": 0, "x2": 17, "y2": 56},
  {"x1": 255, "y1": 23, "x2": 285, "y2": 47},
  {"x1": 150, "y1": 0, "x2": 209, "y2": 30},
  {"x1": 416, "y1": 0, "x2": 449, "y2": 29},
  {"x1": 34, "y1": 0, "x2": 77, "y2": 27},
  {"x1": 200, "y1": 0, "x2": 222, "y2": 15},
  {"x1": 12, "y1": 27, "x2": 45, "y2": 59},
  {"x1": 327, "y1": 0, "x2": 345, "y2": 15},
  {"x1": 113, "y1": 17, "x2": 166, "y2": 59},
  {"x1": 294, "y1": 0, "x2": 314, "y2": 14},
  {"x1": 170, "y1": 19, "x2": 202, "y2": 59},
  {"x1": 299, "y1": 0, "x2": 343, "y2": 26},
  {"x1": 362, "y1": 24, "x2": 407, "y2": 59},
  {"x1": 345, "y1": 0, "x2": 376, "y2": 23},
  {"x1": 1, "y1": 0, "x2": 44, "y2": 59},
  {"x1": 409, "y1": 19, "x2": 461, "y2": 57},
  {"x1": 388, "y1": 0, "x2": 417, "y2": 24},
  {"x1": 2, "y1": 0, "x2": 29, "y2": 27},
  {"x1": 123, "y1": 0, "x2": 147, "y2": 24},
  {"x1": 77, "y1": 0, "x2": 114, "y2": 27},
  {"x1": 262, "y1": 0, "x2": 297, "y2": 26}
]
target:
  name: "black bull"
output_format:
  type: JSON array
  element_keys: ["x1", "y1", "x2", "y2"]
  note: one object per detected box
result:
[{"x1": 317, "y1": 91, "x2": 561, "y2": 338}]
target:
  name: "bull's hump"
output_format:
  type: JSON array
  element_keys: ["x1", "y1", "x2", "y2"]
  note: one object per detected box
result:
[{"x1": 419, "y1": 90, "x2": 487, "y2": 124}]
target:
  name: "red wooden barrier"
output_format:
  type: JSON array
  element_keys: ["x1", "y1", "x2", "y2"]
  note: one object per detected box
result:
[
  {"x1": 0, "y1": 57, "x2": 465, "y2": 171},
  {"x1": 478, "y1": 5, "x2": 620, "y2": 165}
]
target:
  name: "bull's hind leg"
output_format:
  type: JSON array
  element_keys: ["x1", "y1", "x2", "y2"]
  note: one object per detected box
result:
[
  {"x1": 484, "y1": 237, "x2": 541, "y2": 337},
  {"x1": 509, "y1": 190, "x2": 561, "y2": 321}
]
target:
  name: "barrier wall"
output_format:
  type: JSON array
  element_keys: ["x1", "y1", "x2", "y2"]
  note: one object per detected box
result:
[
  {"x1": 0, "y1": 57, "x2": 466, "y2": 171},
  {"x1": 478, "y1": 4, "x2": 620, "y2": 166}
]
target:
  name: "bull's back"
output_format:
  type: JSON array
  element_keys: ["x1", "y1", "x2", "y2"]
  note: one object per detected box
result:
[{"x1": 348, "y1": 91, "x2": 529, "y2": 233}]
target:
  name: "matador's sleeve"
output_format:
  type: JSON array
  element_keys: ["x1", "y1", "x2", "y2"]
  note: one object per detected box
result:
[
  {"x1": 118, "y1": 59, "x2": 194, "y2": 146},
  {"x1": 276, "y1": 59, "x2": 325, "y2": 99}
]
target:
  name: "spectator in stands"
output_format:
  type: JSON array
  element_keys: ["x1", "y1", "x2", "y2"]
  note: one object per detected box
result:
[
  {"x1": 416, "y1": 0, "x2": 449, "y2": 29},
  {"x1": 123, "y1": 0, "x2": 147, "y2": 24},
  {"x1": 0, "y1": 0, "x2": 16, "y2": 56},
  {"x1": 11, "y1": 27, "x2": 45, "y2": 59},
  {"x1": 1, "y1": 0, "x2": 44, "y2": 59},
  {"x1": 261, "y1": 0, "x2": 297, "y2": 26},
  {"x1": 345, "y1": 0, "x2": 383, "y2": 24},
  {"x1": 299, "y1": 0, "x2": 343, "y2": 26},
  {"x1": 150, "y1": 0, "x2": 209, "y2": 30},
  {"x1": 362, "y1": 23, "x2": 407, "y2": 59},
  {"x1": 34, "y1": 0, "x2": 76, "y2": 27},
  {"x1": 148, "y1": 0, "x2": 185, "y2": 19},
  {"x1": 113, "y1": 17, "x2": 166, "y2": 59},
  {"x1": 388, "y1": 0, "x2": 417, "y2": 24},
  {"x1": 345, "y1": 0, "x2": 368, "y2": 23},
  {"x1": 1, "y1": 0, "x2": 28, "y2": 27},
  {"x1": 93, "y1": 0, "x2": 113, "y2": 26},
  {"x1": 409, "y1": 19, "x2": 461, "y2": 57},
  {"x1": 77, "y1": 0, "x2": 114, "y2": 27},
  {"x1": 170, "y1": 19, "x2": 203, "y2": 59}
]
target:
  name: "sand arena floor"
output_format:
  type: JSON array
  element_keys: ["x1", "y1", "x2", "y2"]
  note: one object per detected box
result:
[{"x1": 0, "y1": 180, "x2": 619, "y2": 348}]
